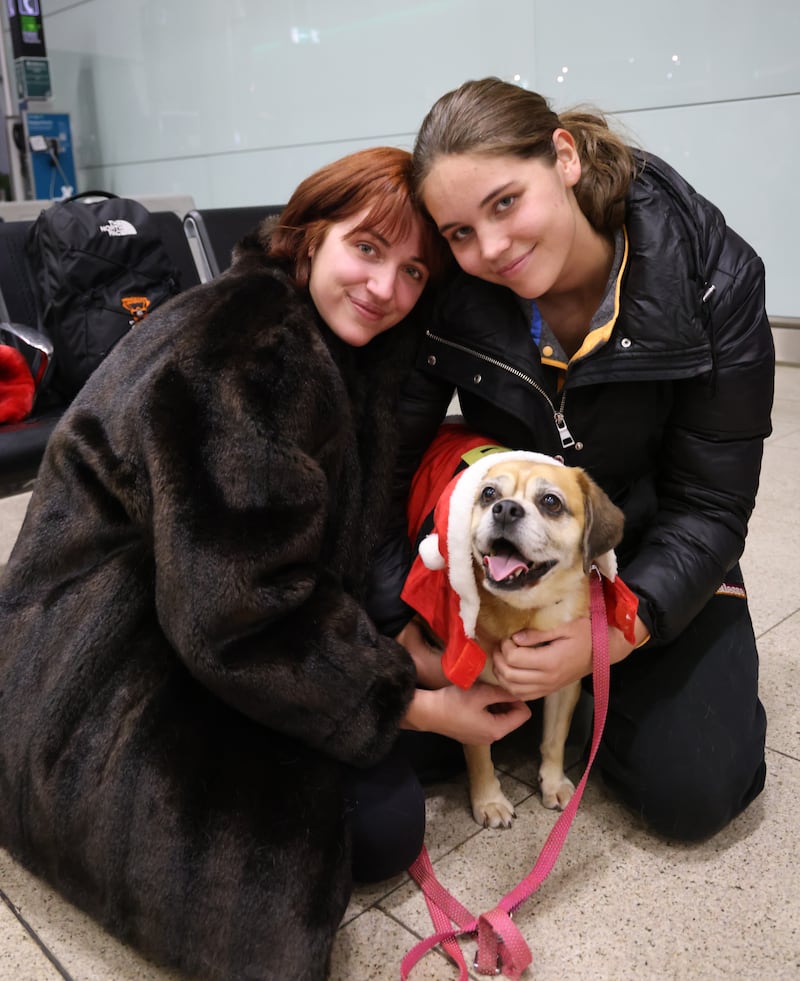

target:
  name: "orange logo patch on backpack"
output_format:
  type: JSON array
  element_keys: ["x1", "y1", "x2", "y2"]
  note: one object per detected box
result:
[{"x1": 121, "y1": 296, "x2": 151, "y2": 322}]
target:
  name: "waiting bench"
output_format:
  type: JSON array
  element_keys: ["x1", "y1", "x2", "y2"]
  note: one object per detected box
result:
[
  {"x1": 0, "y1": 198, "x2": 285, "y2": 499},
  {"x1": 0, "y1": 196, "x2": 202, "y2": 497}
]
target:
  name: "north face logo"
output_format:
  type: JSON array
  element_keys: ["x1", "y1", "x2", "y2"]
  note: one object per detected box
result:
[
  {"x1": 121, "y1": 296, "x2": 151, "y2": 322},
  {"x1": 99, "y1": 219, "x2": 138, "y2": 237}
]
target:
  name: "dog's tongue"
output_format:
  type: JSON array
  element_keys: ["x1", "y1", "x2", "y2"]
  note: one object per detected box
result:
[{"x1": 484, "y1": 552, "x2": 529, "y2": 581}]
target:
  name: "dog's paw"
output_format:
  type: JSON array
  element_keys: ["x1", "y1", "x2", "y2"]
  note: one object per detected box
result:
[
  {"x1": 539, "y1": 771, "x2": 576, "y2": 811},
  {"x1": 471, "y1": 792, "x2": 516, "y2": 829}
]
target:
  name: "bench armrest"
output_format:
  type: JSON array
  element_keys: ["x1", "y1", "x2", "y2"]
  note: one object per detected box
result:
[{"x1": 0, "y1": 321, "x2": 54, "y2": 394}]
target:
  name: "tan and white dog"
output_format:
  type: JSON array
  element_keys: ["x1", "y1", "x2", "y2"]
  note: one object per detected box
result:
[{"x1": 405, "y1": 448, "x2": 625, "y2": 828}]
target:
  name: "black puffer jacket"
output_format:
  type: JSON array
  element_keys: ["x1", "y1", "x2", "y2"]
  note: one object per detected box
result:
[{"x1": 372, "y1": 151, "x2": 774, "y2": 645}]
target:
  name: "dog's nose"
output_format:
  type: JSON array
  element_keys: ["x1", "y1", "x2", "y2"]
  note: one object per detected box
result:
[{"x1": 491, "y1": 499, "x2": 524, "y2": 525}]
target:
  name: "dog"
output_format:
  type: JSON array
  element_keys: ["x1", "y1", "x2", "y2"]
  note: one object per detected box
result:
[
  {"x1": 463, "y1": 456, "x2": 624, "y2": 827},
  {"x1": 403, "y1": 439, "x2": 625, "y2": 829}
]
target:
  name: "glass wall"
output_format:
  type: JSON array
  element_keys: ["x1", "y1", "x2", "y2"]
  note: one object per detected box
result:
[{"x1": 7, "y1": 0, "x2": 799, "y2": 316}]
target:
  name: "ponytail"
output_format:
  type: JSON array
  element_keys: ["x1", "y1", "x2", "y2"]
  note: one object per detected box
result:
[{"x1": 558, "y1": 109, "x2": 637, "y2": 232}]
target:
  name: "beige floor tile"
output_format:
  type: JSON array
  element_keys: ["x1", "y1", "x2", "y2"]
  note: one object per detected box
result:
[
  {"x1": 0, "y1": 894, "x2": 62, "y2": 980},
  {"x1": 0, "y1": 851, "x2": 181, "y2": 981},
  {"x1": 773, "y1": 365, "x2": 800, "y2": 401},
  {"x1": 741, "y1": 513, "x2": 800, "y2": 639},
  {"x1": 769, "y1": 402, "x2": 800, "y2": 447},
  {"x1": 330, "y1": 907, "x2": 455, "y2": 981},
  {"x1": 758, "y1": 610, "x2": 800, "y2": 758},
  {"x1": 343, "y1": 873, "x2": 409, "y2": 928},
  {"x1": 379, "y1": 750, "x2": 798, "y2": 981},
  {"x1": 754, "y1": 439, "x2": 800, "y2": 508},
  {"x1": 0, "y1": 490, "x2": 30, "y2": 565},
  {"x1": 763, "y1": 366, "x2": 800, "y2": 443},
  {"x1": 740, "y1": 438, "x2": 800, "y2": 636}
]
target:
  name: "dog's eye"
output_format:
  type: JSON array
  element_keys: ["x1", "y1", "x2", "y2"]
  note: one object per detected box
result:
[
  {"x1": 480, "y1": 486, "x2": 497, "y2": 505},
  {"x1": 540, "y1": 493, "x2": 563, "y2": 514}
]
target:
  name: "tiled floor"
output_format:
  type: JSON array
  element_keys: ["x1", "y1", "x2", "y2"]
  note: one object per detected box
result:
[{"x1": 1, "y1": 364, "x2": 798, "y2": 981}]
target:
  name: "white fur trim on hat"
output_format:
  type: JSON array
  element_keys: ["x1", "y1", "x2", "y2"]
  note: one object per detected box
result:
[
  {"x1": 418, "y1": 533, "x2": 445, "y2": 570},
  {"x1": 436, "y1": 450, "x2": 563, "y2": 639}
]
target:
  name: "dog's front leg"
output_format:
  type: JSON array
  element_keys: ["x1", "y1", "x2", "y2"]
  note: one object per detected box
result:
[
  {"x1": 463, "y1": 744, "x2": 516, "y2": 828},
  {"x1": 539, "y1": 681, "x2": 582, "y2": 809}
]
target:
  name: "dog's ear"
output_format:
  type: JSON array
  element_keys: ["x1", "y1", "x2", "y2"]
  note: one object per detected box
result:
[{"x1": 577, "y1": 470, "x2": 625, "y2": 574}]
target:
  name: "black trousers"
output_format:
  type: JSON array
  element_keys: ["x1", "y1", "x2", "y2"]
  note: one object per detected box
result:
[
  {"x1": 343, "y1": 730, "x2": 464, "y2": 883},
  {"x1": 597, "y1": 584, "x2": 767, "y2": 840},
  {"x1": 346, "y1": 582, "x2": 767, "y2": 880}
]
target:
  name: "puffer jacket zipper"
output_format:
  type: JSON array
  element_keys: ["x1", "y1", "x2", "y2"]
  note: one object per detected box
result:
[{"x1": 426, "y1": 330, "x2": 578, "y2": 449}]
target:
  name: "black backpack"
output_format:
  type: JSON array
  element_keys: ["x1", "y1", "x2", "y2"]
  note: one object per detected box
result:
[{"x1": 26, "y1": 192, "x2": 182, "y2": 399}]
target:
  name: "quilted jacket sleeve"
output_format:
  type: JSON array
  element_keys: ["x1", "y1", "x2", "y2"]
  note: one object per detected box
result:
[{"x1": 621, "y1": 231, "x2": 774, "y2": 643}]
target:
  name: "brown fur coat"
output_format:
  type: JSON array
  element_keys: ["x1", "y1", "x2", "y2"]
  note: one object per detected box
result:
[{"x1": 0, "y1": 233, "x2": 420, "y2": 979}]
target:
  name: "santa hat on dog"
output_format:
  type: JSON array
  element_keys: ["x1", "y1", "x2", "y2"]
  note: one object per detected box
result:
[{"x1": 403, "y1": 449, "x2": 624, "y2": 688}]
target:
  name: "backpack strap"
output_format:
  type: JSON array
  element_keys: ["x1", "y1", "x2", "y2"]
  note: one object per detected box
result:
[{"x1": 62, "y1": 190, "x2": 119, "y2": 202}]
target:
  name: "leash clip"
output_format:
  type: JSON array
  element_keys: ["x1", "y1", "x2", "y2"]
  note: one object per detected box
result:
[
  {"x1": 473, "y1": 949, "x2": 502, "y2": 975},
  {"x1": 474, "y1": 915, "x2": 512, "y2": 976}
]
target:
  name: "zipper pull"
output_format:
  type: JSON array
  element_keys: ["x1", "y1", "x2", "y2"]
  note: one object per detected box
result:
[{"x1": 554, "y1": 411, "x2": 576, "y2": 449}]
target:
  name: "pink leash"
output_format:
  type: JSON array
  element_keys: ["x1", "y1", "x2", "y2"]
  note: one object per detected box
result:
[{"x1": 402, "y1": 570, "x2": 611, "y2": 980}]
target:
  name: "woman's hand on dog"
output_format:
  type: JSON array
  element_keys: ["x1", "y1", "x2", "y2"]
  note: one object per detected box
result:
[
  {"x1": 396, "y1": 620, "x2": 531, "y2": 743},
  {"x1": 395, "y1": 618, "x2": 449, "y2": 689},
  {"x1": 492, "y1": 617, "x2": 644, "y2": 700},
  {"x1": 401, "y1": 683, "x2": 531, "y2": 745}
]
